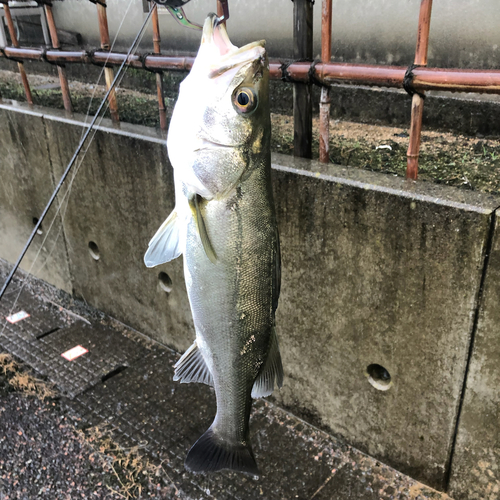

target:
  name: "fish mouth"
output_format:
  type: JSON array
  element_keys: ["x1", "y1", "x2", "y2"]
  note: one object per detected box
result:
[{"x1": 201, "y1": 14, "x2": 266, "y2": 79}]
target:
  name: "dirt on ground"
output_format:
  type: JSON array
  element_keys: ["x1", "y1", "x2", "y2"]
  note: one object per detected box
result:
[
  {"x1": 0, "y1": 353, "x2": 179, "y2": 499},
  {"x1": 2, "y1": 69, "x2": 500, "y2": 194}
]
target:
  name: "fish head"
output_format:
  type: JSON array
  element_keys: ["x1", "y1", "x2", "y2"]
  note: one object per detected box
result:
[{"x1": 167, "y1": 14, "x2": 270, "y2": 196}]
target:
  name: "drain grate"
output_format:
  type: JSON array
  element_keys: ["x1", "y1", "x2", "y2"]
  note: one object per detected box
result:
[
  {"x1": 0, "y1": 292, "x2": 149, "y2": 398},
  {"x1": 0, "y1": 285, "x2": 71, "y2": 339}
]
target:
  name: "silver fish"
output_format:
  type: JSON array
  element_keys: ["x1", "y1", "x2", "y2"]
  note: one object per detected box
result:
[{"x1": 144, "y1": 14, "x2": 282, "y2": 475}]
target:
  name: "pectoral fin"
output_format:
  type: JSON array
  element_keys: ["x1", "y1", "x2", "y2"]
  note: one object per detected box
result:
[
  {"x1": 144, "y1": 210, "x2": 182, "y2": 268},
  {"x1": 251, "y1": 327, "x2": 284, "y2": 399},
  {"x1": 173, "y1": 340, "x2": 213, "y2": 387},
  {"x1": 188, "y1": 193, "x2": 217, "y2": 264}
]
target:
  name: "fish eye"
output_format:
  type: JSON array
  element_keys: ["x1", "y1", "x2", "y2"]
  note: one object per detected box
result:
[
  {"x1": 237, "y1": 92, "x2": 250, "y2": 106},
  {"x1": 232, "y1": 87, "x2": 258, "y2": 115}
]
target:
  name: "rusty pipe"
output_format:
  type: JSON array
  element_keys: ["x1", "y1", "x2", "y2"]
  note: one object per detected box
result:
[
  {"x1": 407, "y1": 0, "x2": 433, "y2": 180},
  {"x1": 44, "y1": 3, "x2": 73, "y2": 113},
  {"x1": 2, "y1": 3, "x2": 33, "y2": 104},
  {"x1": 319, "y1": 0, "x2": 332, "y2": 164},
  {"x1": 96, "y1": 1, "x2": 111, "y2": 49},
  {"x1": 5, "y1": 47, "x2": 500, "y2": 95},
  {"x1": 415, "y1": 0, "x2": 432, "y2": 67},
  {"x1": 150, "y1": 1, "x2": 167, "y2": 130},
  {"x1": 407, "y1": 94, "x2": 425, "y2": 180},
  {"x1": 95, "y1": 0, "x2": 119, "y2": 123},
  {"x1": 151, "y1": 2, "x2": 161, "y2": 54}
]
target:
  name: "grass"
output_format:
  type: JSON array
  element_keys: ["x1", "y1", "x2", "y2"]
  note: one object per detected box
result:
[
  {"x1": 3, "y1": 77, "x2": 500, "y2": 194},
  {"x1": 0, "y1": 352, "x2": 178, "y2": 498},
  {"x1": 77, "y1": 423, "x2": 180, "y2": 499},
  {"x1": 0, "y1": 352, "x2": 56, "y2": 400}
]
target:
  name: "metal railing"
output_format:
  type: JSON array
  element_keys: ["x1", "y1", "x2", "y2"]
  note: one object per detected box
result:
[{"x1": 1, "y1": 0, "x2": 499, "y2": 178}]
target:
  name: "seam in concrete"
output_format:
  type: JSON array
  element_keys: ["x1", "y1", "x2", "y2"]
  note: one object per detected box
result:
[{"x1": 444, "y1": 205, "x2": 500, "y2": 491}]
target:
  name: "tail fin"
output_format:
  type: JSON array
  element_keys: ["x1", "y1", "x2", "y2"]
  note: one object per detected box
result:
[{"x1": 185, "y1": 427, "x2": 259, "y2": 476}]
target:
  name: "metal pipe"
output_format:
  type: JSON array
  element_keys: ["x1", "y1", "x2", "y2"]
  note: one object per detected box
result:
[
  {"x1": 4, "y1": 48, "x2": 500, "y2": 95},
  {"x1": 95, "y1": 0, "x2": 119, "y2": 123},
  {"x1": 319, "y1": 0, "x2": 332, "y2": 164},
  {"x1": 1, "y1": 2, "x2": 33, "y2": 104},
  {"x1": 407, "y1": 0, "x2": 433, "y2": 180},
  {"x1": 43, "y1": 3, "x2": 73, "y2": 113},
  {"x1": 150, "y1": 2, "x2": 167, "y2": 130},
  {"x1": 294, "y1": 62, "x2": 405, "y2": 87}
]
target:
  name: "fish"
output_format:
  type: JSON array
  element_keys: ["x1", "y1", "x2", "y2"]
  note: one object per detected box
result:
[{"x1": 144, "y1": 14, "x2": 283, "y2": 475}]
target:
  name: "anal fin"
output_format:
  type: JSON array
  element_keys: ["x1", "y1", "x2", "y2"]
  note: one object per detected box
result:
[
  {"x1": 188, "y1": 193, "x2": 217, "y2": 264},
  {"x1": 173, "y1": 340, "x2": 213, "y2": 386},
  {"x1": 251, "y1": 327, "x2": 284, "y2": 399}
]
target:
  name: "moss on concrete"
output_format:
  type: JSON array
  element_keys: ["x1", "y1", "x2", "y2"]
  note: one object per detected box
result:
[{"x1": 3, "y1": 76, "x2": 500, "y2": 195}]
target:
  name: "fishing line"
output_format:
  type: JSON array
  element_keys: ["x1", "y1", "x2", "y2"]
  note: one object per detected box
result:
[
  {"x1": 33, "y1": 19, "x2": 153, "y2": 279},
  {"x1": 1, "y1": 9, "x2": 153, "y2": 309},
  {"x1": 0, "y1": 8, "x2": 154, "y2": 302},
  {"x1": 0, "y1": 25, "x2": 152, "y2": 340}
]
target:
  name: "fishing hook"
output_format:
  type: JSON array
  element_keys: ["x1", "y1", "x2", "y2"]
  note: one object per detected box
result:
[
  {"x1": 150, "y1": 0, "x2": 230, "y2": 30},
  {"x1": 149, "y1": 0, "x2": 201, "y2": 30},
  {"x1": 217, "y1": 0, "x2": 229, "y2": 24},
  {"x1": 0, "y1": 9, "x2": 154, "y2": 301}
]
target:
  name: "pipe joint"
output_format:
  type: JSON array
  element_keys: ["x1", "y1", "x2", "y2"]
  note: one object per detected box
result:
[{"x1": 403, "y1": 63, "x2": 426, "y2": 99}]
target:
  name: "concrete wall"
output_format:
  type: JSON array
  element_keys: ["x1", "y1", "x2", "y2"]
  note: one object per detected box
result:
[
  {"x1": 448, "y1": 210, "x2": 500, "y2": 500},
  {"x1": 0, "y1": 106, "x2": 71, "y2": 292},
  {"x1": 50, "y1": 0, "x2": 500, "y2": 69},
  {"x1": 1, "y1": 102, "x2": 500, "y2": 494},
  {"x1": 271, "y1": 156, "x2": 496, "y2": 490}
]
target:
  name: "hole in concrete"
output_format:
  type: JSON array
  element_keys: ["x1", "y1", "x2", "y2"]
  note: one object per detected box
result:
[
  {"x1": 88, "y1": 241, "x2": 100, "y2": 261},
  {"x1": 102, "y1": 365, "x2": 128, "y2": 383},
  {"x1": 158, "y1": 272, "x2": 173, "y2": 294},
  {"x1": 366, "y1": 364, "x2": 392, "y2": 391},
  {"x1": 33, "y1": 217, "x2": 43, "y2": 235}
]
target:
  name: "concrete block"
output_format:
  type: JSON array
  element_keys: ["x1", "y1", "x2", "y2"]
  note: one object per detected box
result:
[
  {"x1": 448, "y1": 209, "x2": 500, "y2": 500},
  {"x1": 0, "y1": 104, "x2": 71, "y2": 292},
  {"x1": 41, "y1": 113, "x2": 195, "y2": 352},
  {"x1": 270, "y1": 154, "x2": 500, "y2": 489}
]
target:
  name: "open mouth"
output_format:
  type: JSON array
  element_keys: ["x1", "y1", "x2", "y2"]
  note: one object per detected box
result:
[{"x1": 202, "y1": 14, "x2": 266, "y2": 79}]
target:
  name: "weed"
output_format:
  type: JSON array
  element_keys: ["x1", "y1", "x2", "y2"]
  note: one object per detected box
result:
[
  {"x1": 78, "y1": 424, "x2": 180, "y2": 499},
  {"x1": 0, "y1": 353, "x2": 56, "y2": 400},
  {"x1": 3, "y1": 77, "x2": 500, "y2": 194}
]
